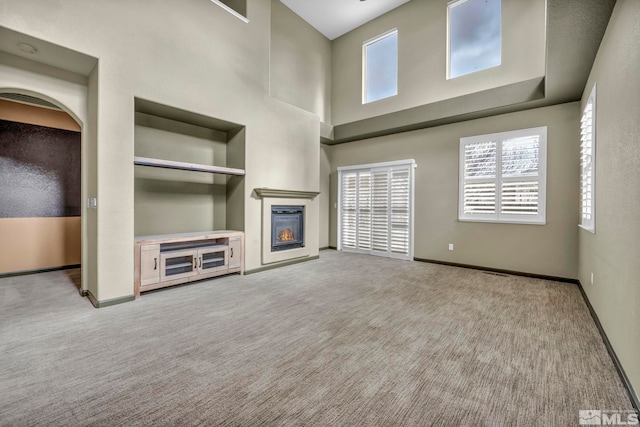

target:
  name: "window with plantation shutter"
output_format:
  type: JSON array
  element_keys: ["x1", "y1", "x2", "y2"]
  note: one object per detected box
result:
[
  {"x1": 459, "y1": 127, "x2": 547, "y2": 224},
  {"x1": 580, "y1": 85, "x2": 596, "y2": 232},
  {"x1": 338, "y1": 160, "x2": 415, "y2": 261},
  {"x1": 340, "y1": 172, "x2": 358, "y2": 250}
]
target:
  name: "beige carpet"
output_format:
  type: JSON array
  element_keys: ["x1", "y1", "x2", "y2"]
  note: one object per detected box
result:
[{"x1": 0, "y1": 250, "x2": 633, "y2": 426}]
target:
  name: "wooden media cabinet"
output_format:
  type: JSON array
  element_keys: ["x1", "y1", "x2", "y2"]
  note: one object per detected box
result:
[{"x1": 134, "y1": 230, "x2": 244, "y2": 297}]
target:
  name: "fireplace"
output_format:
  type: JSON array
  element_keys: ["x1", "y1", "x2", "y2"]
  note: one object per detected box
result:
[{"x1": 271, "y1": 205, "x2": 304, "y2": 252}]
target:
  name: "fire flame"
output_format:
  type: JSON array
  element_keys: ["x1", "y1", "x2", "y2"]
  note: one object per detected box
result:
[{"x1": 278, "y1": 229, "x2": 295, "y2": 242}]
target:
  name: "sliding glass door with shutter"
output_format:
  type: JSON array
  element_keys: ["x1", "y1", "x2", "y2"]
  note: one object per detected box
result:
[{"x1": 338, "y1": 159, "x2": 415, "y2": 261}]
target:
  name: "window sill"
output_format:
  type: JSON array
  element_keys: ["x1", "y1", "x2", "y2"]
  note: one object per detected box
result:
[
  {"x1": 362, "y1": 93, "x2": 398, "y2": 105},
  {"x1": 458, "y1": 218, "x2": 546, "y2": 226},
  {"x1": 578, "y1": 225, "x2": 596, "y2": 234}
]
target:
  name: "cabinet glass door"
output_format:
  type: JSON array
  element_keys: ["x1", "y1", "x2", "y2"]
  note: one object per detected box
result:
[
  {"x1": 160, "y1": 249, "x2": 197, "y2": 281},
  {"x1": 198, "y1": 246, "x2": 228, "y2": 274}
]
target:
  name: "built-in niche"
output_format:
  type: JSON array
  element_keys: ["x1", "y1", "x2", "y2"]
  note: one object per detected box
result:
[{"x1": 134, "y1": 98, "x2": 245, "y2": 237}]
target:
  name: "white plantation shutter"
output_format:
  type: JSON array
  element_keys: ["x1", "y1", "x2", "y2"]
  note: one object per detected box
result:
[
  {"x1": 340, "y1": 172, "x2": 357, "y2": 250},
  {"x1": 459, "y1": 127, "x2": 547, "y2": 224},
  {"x1": 463, "y1": 141, "x2": 497, "y2": 217},
  {"x1": 580, "y1": 86, "x2": 596, "y2": 231},
  {"x1": 500, "y1": 181, "x2": 539, "y2": 215},
  {"x1": 390, "y1": 167, "x2": 411, "y2": 257},
  {"x1": 338, "y1": 160, "x2": 415, "y2": 261},
  {"x1": 357, "y1": 172, "x2": 372, "y2": 251},
  {"x1": 463, "y1": 183, "x2": 496, "y2": 215},
  {"x1": 371, "y1": 169, "x2": 390, "y2": 253},
  {"x1": 500, "y1": 135, "x2": 540, "y2": 217}
]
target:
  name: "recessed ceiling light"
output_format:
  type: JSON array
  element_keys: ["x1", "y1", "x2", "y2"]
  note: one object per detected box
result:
[{"x1": 17, "y1": 42, "x2": 37, "y2": 55}]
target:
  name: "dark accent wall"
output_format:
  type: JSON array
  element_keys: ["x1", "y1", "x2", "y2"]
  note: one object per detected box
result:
[{"x1": 0, "y1": 119, "x2": 81, "y2": 218}]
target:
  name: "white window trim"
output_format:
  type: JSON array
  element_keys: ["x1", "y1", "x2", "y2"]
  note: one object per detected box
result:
[
  {"x1": 338, "y1": 159, "x2": 414, "y2": 172},
  {"x1": 338, "y1": 159, "x2": 416, "y2": 260},
  {"x1": 458, "y1": 126, "x2": 547, "y2": 225},
  {"x1": 579, "y1": 84, "x2": 596, "y2": 233},
  {"x1": 362, "y1": 28, "x2": 398, "y2": 104},
  {"x1": 446, "y1": 0, "x2": 502, "y2": 80},
  {"x1": 445, "y1": 0, "x2": 458, "y2": 80}
]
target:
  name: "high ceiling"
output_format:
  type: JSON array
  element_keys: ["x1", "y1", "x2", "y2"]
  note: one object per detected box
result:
[
  {"x1": 280, "y1": 0, "x2": 411, "y2": 40},
  {"x1": 320, "y1": 0, "x2": 617, "y2": 144}
]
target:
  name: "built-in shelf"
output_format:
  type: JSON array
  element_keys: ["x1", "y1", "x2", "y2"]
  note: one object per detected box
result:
[{"x1": 134, "y1": 156, "x2": 245, "y2": 176}]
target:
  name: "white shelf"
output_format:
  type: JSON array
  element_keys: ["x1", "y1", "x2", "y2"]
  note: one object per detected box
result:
[{"x1": 134, "y1": 156, "x2": 245, "y2": 176}]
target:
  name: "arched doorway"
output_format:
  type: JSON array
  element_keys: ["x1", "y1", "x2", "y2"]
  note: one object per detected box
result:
[{"x1": 0, "y1": 92, "x2": 84, "y2": 293}]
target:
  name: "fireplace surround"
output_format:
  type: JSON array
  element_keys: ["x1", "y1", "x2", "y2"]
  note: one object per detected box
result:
[
  {"x1": 271, "y1": 205, "x2": 304, "y2": 252},
  {"x1": 255, "y1": 188, "x2": 319, "y2": 265}
]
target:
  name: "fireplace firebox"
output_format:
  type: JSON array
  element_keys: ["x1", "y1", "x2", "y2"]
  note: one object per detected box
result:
[{"x1": 271, "y1": 205, "x2": 304, "y2": 252}]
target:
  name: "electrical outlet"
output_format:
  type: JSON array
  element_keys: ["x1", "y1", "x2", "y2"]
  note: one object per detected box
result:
[
  {"x1": 448, "y1": 243, "x2": 454, "y2": 251},
  {"x1": 590, "y1": 272, "x2": 594, "y2": 285}
]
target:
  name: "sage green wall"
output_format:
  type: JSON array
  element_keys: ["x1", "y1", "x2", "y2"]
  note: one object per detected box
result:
[
  {"x1": 578, "y1": 0, "x2": 640, "y2": 398},
  {"x1": 86, "y1": 66, "x2": 98, "y2": 298},
  {"x1": 270, "y1": 0, "x2": 331, "y2": 123},
  {"x1": 329, "y1": 102, "x2": 580, "y2": 279},
  {"x1": 226, "y1": 127, "x2": 245, "y2": 232},
  {"x1": 0, "y1": 0, "x2": 323, "y2": 301},
  {"x1": 270, "y1": 0, "x2": 332, "y2": 249},
  {"x1": 330, "y1": 0, "x2": 546, "y2": 125},
  {"x1": 0, "y1": 52, "x2": 97, "y2": 296},
  {"x1": 134, "y1": 113, "x2": 228, "y2": 236},
  {"x1": 319, "y1": 144, "x2": 331, "y2": 248}
]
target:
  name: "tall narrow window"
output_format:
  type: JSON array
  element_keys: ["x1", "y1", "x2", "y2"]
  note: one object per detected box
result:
[
  {"x1": 363, "y1": 29, "x2": 398, "y2": 104},
  {"x1": 580, "y1": 85, "x2": 596, "y2": 232},
  {"x1": 448, "y1": 0, "x2": 501, "y2": 79},
  {"x1": 459, "y1": 127, "x2": 547, "y2": 224},
  {"x1": 339, "y1": 160, "x2": 415, "y2": 260}
]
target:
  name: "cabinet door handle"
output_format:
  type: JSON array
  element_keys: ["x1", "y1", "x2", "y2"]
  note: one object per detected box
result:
[
  {"x1": 230, "y1": 248, "x2": 233, "y2": 257},
  {"x1": 193, "y1": 256, "x2": 197, "y2": 269},
  {"x1": 154, "y1": 258, "x2": 157, "y2": 270},
  {"x1": 199, "y1": 257, "x2": 202, "y2": 268}
]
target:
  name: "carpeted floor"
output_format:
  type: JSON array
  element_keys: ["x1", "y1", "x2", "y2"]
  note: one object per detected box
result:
[{"x1": 0, "y1": 250, "x2": 634, "y2": 426}]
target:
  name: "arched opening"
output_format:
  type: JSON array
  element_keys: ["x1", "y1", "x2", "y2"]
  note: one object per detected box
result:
[{"x1": 0, "y1": 91, "x2": 84, "y2": 293}]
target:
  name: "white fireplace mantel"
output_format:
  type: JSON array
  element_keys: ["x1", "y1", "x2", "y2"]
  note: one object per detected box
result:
[
  {"x1": 257, "y1": 188, "x2": 319, "y2": 265},
  {"x1": 254, "y1": 188, "x2": 320, "y2": 199}
]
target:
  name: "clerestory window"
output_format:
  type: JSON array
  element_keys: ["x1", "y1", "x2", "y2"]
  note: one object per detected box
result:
[
  {"x1": 448, "y1": 0, "x2": 501, "y2": 79},
  {"x1": 363, "y1": 29, "x2": 398, "y2": 104}
]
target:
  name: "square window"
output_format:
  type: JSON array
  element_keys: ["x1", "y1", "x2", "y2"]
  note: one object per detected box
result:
[
  {"x1": 459, "y1": 127, "x2": 547, "y2": 224},
  {"x1": 363, "y1": 29, "x2": 398, "y2": 104},
  {"x1": 448, "y1": 0, "x2": 501, "y2": 79}
]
